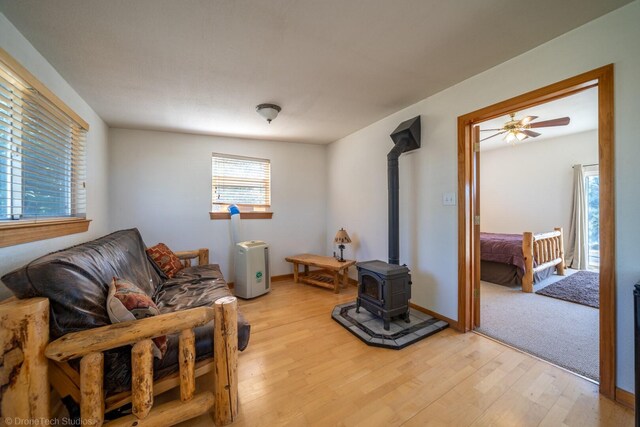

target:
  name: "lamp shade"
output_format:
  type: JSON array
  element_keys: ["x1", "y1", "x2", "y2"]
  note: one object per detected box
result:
[{"x1": 334, "y1": 228, "x2": 351, "y2": 244}]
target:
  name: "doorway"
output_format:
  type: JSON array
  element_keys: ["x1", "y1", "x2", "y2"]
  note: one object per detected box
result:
[
  {"x1": 456, "y1": 65, "x2": 615, "y2": 398},
  {"x1": 474, "y1": 89, "x2": 600, "y2": 381}
]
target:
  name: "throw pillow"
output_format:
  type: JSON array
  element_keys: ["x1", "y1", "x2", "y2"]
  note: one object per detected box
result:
[
  {"x1": 146, "y1": 243, "x2": 183, "y2": 278},
  {"x1": 107, "y1": 277, "x2": 168, "y2": 359}
]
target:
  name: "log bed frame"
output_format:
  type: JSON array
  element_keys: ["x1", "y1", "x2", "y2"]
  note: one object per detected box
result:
[
  {"x1": 7, "y1": 249, "x2": 239, "y2": 427},
  {"x1": 521, "y1": 227, "x2": 566, "y2": 293}
]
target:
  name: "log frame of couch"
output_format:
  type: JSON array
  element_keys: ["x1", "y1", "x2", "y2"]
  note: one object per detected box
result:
[
  {"x1": 42, "y1": 248, "x2": 238, "y2": 426},
  {"x1": 175, "y1": 248, "x2": 210, "y2": 268},
  {"x1": 0, "y1": 297, "x2": 50, "y2": 421}
]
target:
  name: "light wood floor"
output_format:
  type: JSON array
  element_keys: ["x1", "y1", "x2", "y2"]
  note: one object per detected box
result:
[{"x1": 178, "y1": 280, "x2": 633, "y2": 426}]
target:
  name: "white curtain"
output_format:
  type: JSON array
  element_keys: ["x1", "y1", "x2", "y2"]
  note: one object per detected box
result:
[{"x1": 567, "y1": 164, "x2": 588, "y2": 269}]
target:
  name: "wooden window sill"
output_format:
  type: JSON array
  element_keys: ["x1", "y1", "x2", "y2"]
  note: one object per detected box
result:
[
  {"x1": 0, "y1": 218, "x2": 91, "y2": 248},
  {"x1": 209, "y1": 212, "x2": 273, "y2": 220}
]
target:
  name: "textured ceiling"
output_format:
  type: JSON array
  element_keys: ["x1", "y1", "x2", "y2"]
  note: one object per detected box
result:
[
  {"x1": 0, "y1": 0, "x2": 631, "y2": 144},
  {"x1": 479, "y1": 87, "x2": 598, "y2": 151}
]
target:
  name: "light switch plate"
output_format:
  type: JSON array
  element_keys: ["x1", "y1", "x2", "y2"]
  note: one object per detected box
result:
[{"x1": 442, "y1": 192, "x2": 456, "y2": 206}]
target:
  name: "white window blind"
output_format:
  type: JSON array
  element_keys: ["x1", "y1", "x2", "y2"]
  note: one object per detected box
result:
[
  {"x1": 212, "y1": 153, "x2": 271, "y2": 210},
  {"x1": 0, "y1": 59, "x2": 87, "y2": 221}
]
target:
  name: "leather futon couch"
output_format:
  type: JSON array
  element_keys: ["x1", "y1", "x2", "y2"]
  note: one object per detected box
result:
[{"x1": 1, "y1": 228, "x2": 250, "y2": 394}]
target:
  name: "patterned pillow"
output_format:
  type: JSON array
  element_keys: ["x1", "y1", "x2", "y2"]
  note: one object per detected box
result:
[
  {"x1": 106, "y1": 277, "x2": 168, "y2": 359},
  {"x1": 146, "y1": 243, "x2": 183, "y2": 278}
]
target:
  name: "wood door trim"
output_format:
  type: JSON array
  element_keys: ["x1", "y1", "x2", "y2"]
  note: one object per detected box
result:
[
  {"x1": 473, "y1": 126, "x2": 481, "y2": 328},
  {"x1": 457, "y1": 64, "x2": 615, "y2": 399},
  {"x1": 457, "y1": 120, "x2": 472, "y2": 332}
]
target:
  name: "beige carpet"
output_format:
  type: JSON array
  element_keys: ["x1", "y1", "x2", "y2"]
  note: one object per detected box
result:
[{"x1": 476, "y1": 270, "x2": 599, "y2": 381}]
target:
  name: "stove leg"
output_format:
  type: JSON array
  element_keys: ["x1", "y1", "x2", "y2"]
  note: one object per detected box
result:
[
  {"x1": 404, "y1": 311, "x2": 410, "y2": 323},
  {"x1": 384, "y1": 318, "x2": 390, "y2": 331},
  {"x1": 355, "y1": 299, "x2": 360, "y2": 313}
]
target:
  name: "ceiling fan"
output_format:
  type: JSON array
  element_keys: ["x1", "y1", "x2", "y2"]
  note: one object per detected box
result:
[{"x1": 480, "y1": 113, "x2": 571, "y2": 143}]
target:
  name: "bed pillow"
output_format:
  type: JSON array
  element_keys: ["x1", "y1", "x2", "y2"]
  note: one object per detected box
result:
[
  {"x1": 146, "y1": 243, "x2": 183, "y2": 278},
  {"x1": 107, "y1": 277, "x2": 168, "y2": 359}
]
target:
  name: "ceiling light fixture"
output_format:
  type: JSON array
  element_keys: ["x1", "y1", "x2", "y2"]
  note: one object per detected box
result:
[
  {"x1": 504, "y1": 130, "x2": 528, "y2": 143},
  {"x1": 256, "y1": 103, "x2": 281, "y2": 124}
]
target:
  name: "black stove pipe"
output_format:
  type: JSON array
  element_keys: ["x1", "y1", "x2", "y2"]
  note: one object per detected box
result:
[
  {"x1": 388, "y1": 116, "x2": 421, "y2": 265},
  {"x1": 388, "y1": 139, "x2": 409, "y2": 265}
]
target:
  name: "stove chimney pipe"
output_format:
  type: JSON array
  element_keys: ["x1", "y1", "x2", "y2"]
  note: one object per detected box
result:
[{"x1": 388, "y1": 116, "x2": 421, "y2": 265}]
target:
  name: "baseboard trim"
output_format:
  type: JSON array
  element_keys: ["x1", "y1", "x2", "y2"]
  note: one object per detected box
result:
[
  {"x1": 615, "y1": 387, "x2": 635, "y2": 410},
  {"x1": 409, "y1": 302, "x2": 461, "y2": 331}
]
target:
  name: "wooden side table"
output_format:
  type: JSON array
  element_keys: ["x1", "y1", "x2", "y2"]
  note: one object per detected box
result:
[
  {"x1": 0, "y1": 297, "x2": 50, "y2": 421},
  {"x1": 285, "y1": 254, "x2": 356, "y2": 293}
]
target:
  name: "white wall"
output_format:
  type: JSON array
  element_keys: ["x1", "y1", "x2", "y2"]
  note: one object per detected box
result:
[
  {"x1": 327, "y1": 1, "x2": 640, "y2": 392},
  {"x1": 480, "y1": 130, "x2": 598, "y2": 235},
  {"x1": 108, "y1": 128, "x2": 326, "y2": 281},
  {"x1": 0, "y1": 13, "x2": 110, "y2": 299}
]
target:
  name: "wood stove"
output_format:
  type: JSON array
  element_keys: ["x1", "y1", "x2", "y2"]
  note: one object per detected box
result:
[
  {"x1": 356, "y1": 260, "x2": 412, "y2": 330},
  {"x1": 355, "y1": 116, "x2": 420, "y2": 331}
]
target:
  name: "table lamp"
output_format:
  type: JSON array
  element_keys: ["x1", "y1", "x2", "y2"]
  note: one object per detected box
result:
[{"x1": 334, "y1": 228, "x2": 352, "y2": 262}]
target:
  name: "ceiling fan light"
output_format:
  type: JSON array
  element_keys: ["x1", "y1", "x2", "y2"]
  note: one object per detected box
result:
[
  {"x1": 516, "y1": 131, "x2": 527, "y2": 141},
  {"x1": 505, "y1": 131, "x2": 517, "y2": 143},
  {"x1": 520, "y1": 116, "x2": 535, "y2": 125},
  {"x1": 256, "y1": 103, "x2": 281, "y2": 123}
]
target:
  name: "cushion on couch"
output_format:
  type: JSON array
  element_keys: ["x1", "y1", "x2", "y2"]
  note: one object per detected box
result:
[
  {"x1": 146, "y1": 243, "x2": 183, "y2": 279},
  {"x1": 150, "y1": 265, "x2": 251, "y2": 384},
  {"x1": 104, "y1": 264, "x2": 251, "y2": 394},
  {"x1": 107, "y1": 277, "x2": 168, "y2": 359}
]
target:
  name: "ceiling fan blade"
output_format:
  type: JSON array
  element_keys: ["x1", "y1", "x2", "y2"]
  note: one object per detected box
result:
[
  {"x1": 480, "y1": 131, "x2": 506, "y2": 142},
  {"x1": 523, "y1": 130, "x2": 541, "y2": 138},
  {"x1": 529, "y1": 117, "x2": 571, "y2": 128},
  {"x1": 480, "y1": 128, "x2": 504, "y2": 132},
  {"x1": 519, "y1": 115, "x2": 538, "y2": 126}
]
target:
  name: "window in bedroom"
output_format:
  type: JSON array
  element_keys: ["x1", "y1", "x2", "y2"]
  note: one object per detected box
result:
[
  {"x1": 584, "y1": 165, "x2": 599, "y2": 271},
  {"x1": 0, "y1": 49, "x2": 90, "y2": 247},
  {"x1": 210, "y1": 153, "x2": 273, "y2": 219}
]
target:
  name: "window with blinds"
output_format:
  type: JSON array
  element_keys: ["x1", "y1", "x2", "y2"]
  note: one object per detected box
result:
[
  {"x1": 212, "y1": 153, "x2": 271, "y2": 211},
  {"x1": 0, "y1": 56, "x2": 87, "y2": 221}
]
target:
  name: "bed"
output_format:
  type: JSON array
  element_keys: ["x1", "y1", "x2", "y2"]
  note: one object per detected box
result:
[{"x1": 480, "y1": 227, "x2": 566, "y2": 292}]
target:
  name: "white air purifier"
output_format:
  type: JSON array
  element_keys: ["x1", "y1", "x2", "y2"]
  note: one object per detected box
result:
[{"x1": 234, "y1": 240, "x2": 270, "y2": 299}]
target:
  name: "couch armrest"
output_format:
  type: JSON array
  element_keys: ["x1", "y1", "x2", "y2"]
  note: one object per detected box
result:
[
  {"x1": 45, "y1": 306, "x2": 214, "y2": 362},
  {"x1": 175, "y1": 248, "x2": 209, "y2": 266}
]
